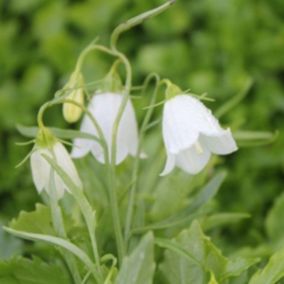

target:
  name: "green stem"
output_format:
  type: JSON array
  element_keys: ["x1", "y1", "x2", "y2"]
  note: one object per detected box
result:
[
  {"x1": 124, "y1": 74, "x2": 160, "y2": 246},
  {"x1": 75, "y1": 191, "x2": 103, "y2": 282},
  {"x1": 48, "y1": 170, "x2": 82, "y2": 284},
  {"x1": 107, "y1": 0, "x2": 175, "y2": 263},
  {"x1": 110, "y1": 0, "x2": 176, "y2": 53},
  {"x1": 106, "y1": 162, "x2": 125, "y2": 265}
]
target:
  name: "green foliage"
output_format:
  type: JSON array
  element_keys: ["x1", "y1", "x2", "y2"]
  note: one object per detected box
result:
[
  {"x1": 116, "y1": 233, "x2": 155, "y2": 284},
  {"x1": 0, "y1": 256, "x2": 69, "y2": 284},
  {"x1": 249, "y1": 248, "x2": 284, "y2": 284},
  {"x1": 9, "y1": 204, "x2": 54, "y2": 235},
  {"x1": 159, "y1": 221, "x2": 258, "y2": 284},
  {"x1": 1, "y1": 0, "x2": 284, "y2": 283}
]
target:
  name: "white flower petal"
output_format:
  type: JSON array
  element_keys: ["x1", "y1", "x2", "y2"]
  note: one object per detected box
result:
[
  {"x1": 160, "y1": 153, "x2": 176, "y2": 176},
  {"x1": 162, "y1": 95, "x2": 225, "y2": 154},
  {"x1": 121, "y1": 99, "x2": 140, "y2": 157},
  {"x1": 53, "y1": 142, "x2": 82, "y2": 189},
  {"x1": 71, "y1": 114, "x2": 95, "y2": 158},
  {"x1": 88, "y1": 92, "x2": 139, "y2": 165},
  {"x1": 200, "y1": 129, "x2": 238, "y2": 155},
  {"x1": 52, "y1": 174, "x2": 66, "y2": 199},
  {"x1": 30, "y1": 148, "x2": 51, "y2": 193},
  {"x1": 162, "y1": 97, "x2": 199, "y2": 154},
  {"x1": 175, "y1": 143, "x2": 211, "y2": 175}
]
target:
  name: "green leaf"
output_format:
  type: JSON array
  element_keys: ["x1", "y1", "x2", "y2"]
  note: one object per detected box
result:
[
  {"x1": 201, "y1": 212, "x2": 250, "y2": 231},
  {"x1": 115, "y1": 232, "x2": 155, "y2": 284},
  {"x1": 265, "y1": 193, "x2": 284, "y2": 242},
  {"x1": 4, "y1": 227, "x2": 100, "y2": 282},
  {"x1": 249, "y1": 248, "x2": 284, "y2": 284},
  {"x1": 9, "y1": 203, "x2": 55, "y2": 235},
  {"x1": 233, "y1": 130, "x2": 278, "y2": 147},
  {"x1": 159, "y1": 221, "x2": 228, "y2": 284},
  {"x1": 17, "y1": 124, "x2": 100, "y2": 142},
  {"x1": 0, "y1": 256, "x2": 70, "y2": 284},
  {"x1": 0, "y1": 219, "x2": 22, "y2": 260},
  {"x1": 134, "y1": 171, "x2": 227, "y2": 232},
  {"x1": 225, "y1": 257, "x2": 260, "y2": 279}
]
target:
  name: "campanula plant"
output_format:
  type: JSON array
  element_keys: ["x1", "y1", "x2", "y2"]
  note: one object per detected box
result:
[{"x1": 3, "y1": 1, "x2": 280, "y2": 284}]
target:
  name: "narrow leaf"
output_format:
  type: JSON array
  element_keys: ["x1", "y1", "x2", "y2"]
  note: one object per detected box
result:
[
  {"x1": 133, "y1": 171, "x2": 227, "y2": 232},
  {"x1": 115, "y1": 232, "x2": 155, "y2": 284},
  {"x1": 4, "y1": 227, "x2": 99, "y2": 282},
  {"x1": 17, "y1": 124, "x2": 101, "y2": 142}
]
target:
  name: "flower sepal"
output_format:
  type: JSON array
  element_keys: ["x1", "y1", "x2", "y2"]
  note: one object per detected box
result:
[
  {"x1": 99, "y1": 66, "x2": 124, "y2": 94},
  {"x1": 35, "y1": 127, "x2": 57, "y2": 150},
  {"x1": 165, "y1": 80, "x2": 182, "y2": 100}
]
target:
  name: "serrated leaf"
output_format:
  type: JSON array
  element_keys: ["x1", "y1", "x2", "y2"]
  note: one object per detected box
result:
[
  {"x1": 115, "y1": 232, "x2": 155, "y2": 284},
  {"x1": 159, "y1": 221, "x2": 228, "y2": 284},
  {"x1": 9, "y1": 203, "x2": 55, "y2": 235},
  {"x1": 0, "y1": 256, "x2": 70, "y2": 284},
  {"x1": 249, "y1": 248, "x2": 284, "y2": 284}
]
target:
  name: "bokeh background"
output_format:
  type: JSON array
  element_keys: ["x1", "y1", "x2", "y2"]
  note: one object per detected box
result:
[{"x1": 0, "y1": 0, "x2": 283, "y2": 259}]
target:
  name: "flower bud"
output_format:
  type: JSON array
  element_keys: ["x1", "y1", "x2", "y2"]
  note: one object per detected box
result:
[{"x1": 62, "y1": 72, "x2": 85, "y2": 123}]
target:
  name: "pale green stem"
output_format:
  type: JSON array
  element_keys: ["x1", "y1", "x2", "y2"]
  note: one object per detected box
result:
[
  {"x1": 107, "y1": 0, "x2": 176, "y2": 264},
  {"x1": 48, "y1": 169, "x2": 82, "y2": 284},
  {"x1": 37, "y1": 99, "x2": 105, "y2": 282},
  {"x1": 74, "y1": 190, "x2": 103, "y2": 282},
  {"x1": 124, "y1": 74, "x2": 160, "y2": 245}
]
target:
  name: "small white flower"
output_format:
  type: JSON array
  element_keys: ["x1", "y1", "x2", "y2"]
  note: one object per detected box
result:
[
  {"x1": 72, "y1": 92, "x2": 141, "y2": 165},
  {"x1": 31, "y1": 140, "x2": 82, "y2": 199},
  {"x1": 161, "y1": 94, "x2": 237, "y2": 175}
]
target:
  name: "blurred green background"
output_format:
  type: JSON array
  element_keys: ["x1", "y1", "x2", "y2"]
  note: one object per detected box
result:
[{"x1": 0, "y1": 0, "x2": 283, "y2": 259}]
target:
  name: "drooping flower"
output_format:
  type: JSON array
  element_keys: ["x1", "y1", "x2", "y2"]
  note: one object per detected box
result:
[
  {"x1": 161, "y1": 93, "x2": 238, "y2": 176},
  {"x1": 30, "y1": 128, "x2": 82, "y2": 199},
  {"x1": 71, "y1": 92, "x2": 141, "y2": 165},
  {"x1": 62, "y1": 72, "x2": 85, "y2": 123}
]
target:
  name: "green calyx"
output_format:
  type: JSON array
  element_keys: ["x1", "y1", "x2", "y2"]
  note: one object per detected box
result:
[
  {"x1": 35, "y1": 127, "x2": 57, "y2": 149},
  {"x1": 64, "y1": 71, "x2": 84, "y2": 93},
  {"x1": 164, "y1": 80, "x2": 182, "y2": 100},
  {"x1": 100, "y1": 62, "x2": 124, "y2": 93}
]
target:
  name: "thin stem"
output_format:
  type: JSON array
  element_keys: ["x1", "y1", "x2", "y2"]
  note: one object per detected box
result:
[
  {"x1": 124, "y1": 74, "x2": 160, "y2": 245},
  {"x1": 76, "y1": 192, "x2": 103, "y2": 282},
  {"x1": 106, "y1": 162, "x2": 125, "y2": 265},
  {"x1": 74, "y1": 37, "x2": 99, "y2": 74},
  {"x1": 48, "y1": 169, "x2": 82, "y2": 284},
  {"x1": 38, "y1": 99, "x2": 105, "y2": 282},
  {"x1": 110, "y1": 0, "x2": 176, "y2": 52},
  {"x1": 107, "y1": 1, "x2": 175, "y2": 263}
]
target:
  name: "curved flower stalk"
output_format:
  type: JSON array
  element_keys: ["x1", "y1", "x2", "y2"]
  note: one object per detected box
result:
[
  {"x1": 72, "y1": 92, "x2": 142, "y2": 165},
  {"x1": 161, "y1": 92, "x2": 238, "y2": 176},
  {"x1": 31, "y1": 128, "x2": 82, "y2": 199}
]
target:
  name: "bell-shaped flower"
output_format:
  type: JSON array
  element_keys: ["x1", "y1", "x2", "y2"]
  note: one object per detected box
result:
[
  {"x1": 161, "y1": 92, "x2": 238, "y2": 176},
  {"x1": 71, "y1": 92, "x2": 141, "y2": 165},
  {"x1": 30, "y1": 128, "x2": 82, "y2": 199}
]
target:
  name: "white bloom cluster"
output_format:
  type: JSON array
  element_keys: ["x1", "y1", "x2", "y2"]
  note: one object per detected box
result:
[
  {"x1": 72, "y1": 91, "x2": 237, "y2": 175},
  {"x1": 30, "y1": 89, "x2": 237, "y2": 198}
]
